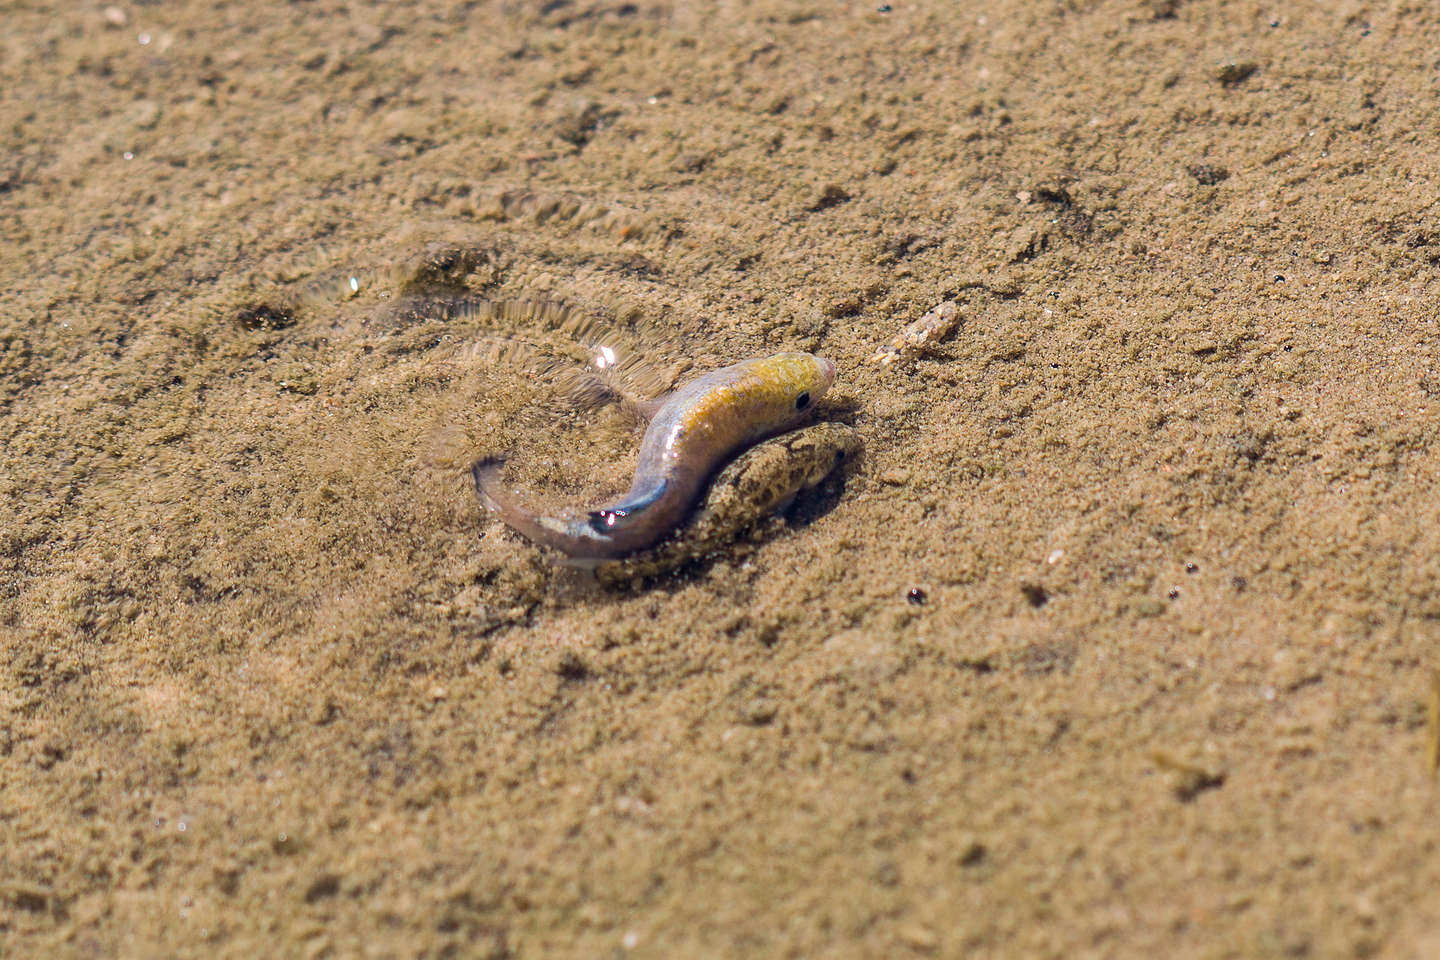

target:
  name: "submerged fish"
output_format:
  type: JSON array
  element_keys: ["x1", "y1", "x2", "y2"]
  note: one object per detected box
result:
[
  {"x1": 472, "y1": 352, "x2": 837, "y2": 559},
  {"x1": 593, "y1": 420, "x2": 860, "y2": 586}
]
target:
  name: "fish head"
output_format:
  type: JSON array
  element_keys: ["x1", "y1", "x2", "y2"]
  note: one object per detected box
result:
[{"x1": 757, "y1": 352, "x2": 837, "y2": 425}]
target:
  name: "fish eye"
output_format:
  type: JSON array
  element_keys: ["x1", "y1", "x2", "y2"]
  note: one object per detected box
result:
[{"x1": 794, "y1": 392, "x2": 811, "y2": 411}]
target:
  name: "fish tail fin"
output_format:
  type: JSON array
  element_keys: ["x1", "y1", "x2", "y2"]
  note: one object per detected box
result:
[
  {"x1": 470, "y1": 458, "x2": 612, "y2": 559},
  {"x1": 470, "y1": 456, "x2": 509, "y2": 510}
]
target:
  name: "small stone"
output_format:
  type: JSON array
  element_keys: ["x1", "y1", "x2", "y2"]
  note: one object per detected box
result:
[
  {"x1": 898, "y1": 924, "x2": 938, "y2": 951},
  {"x1": 1214, "y1": 60, "x2": 1259, "y2": 86},
  {"x1": 739, "y1": 698, "x2": 778, "y2": 726},
  {"x1": 870, "y1": 301, "x2": 960, "y2": 366},
  {"x1": 811, "y1": 183, "x2": 852, "y2": 211},
  {"x1": 1135, "y1": 598, "x2": 1166, "y2": 618},
  {"x1": 1187, "y1": 164, "x2": 1229, "y2": 185},
  {"x1": 303, "y1": 873, "x2": 342, "y2": 903},
  {"x1": 958, "y1": 838, "x2": 987, "y2": 866}
]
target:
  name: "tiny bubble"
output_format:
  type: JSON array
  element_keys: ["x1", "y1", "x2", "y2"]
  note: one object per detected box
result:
[
  {"x1": 647, "y1": 96, "x2": 658, "y2": 105},
  {"x1": 138, "y1": 32, "x2": 151, "y2": 45},
  {"x1": 123, "y1": 151, "x2": 134, "y2": 160},
  {"x1": 1185, "y1": 562, "x2": 1199, "y2": 574},
  {"x1": 348, "y1": 276, "x2": 360, "y2": 294}
]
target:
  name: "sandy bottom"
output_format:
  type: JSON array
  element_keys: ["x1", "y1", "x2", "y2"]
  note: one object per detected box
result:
[{"x1": 4, "y1": 2, "x2": 1440, "y2": 957}]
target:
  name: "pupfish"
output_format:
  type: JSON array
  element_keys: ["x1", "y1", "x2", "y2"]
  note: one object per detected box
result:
[{"x1": 471, "y1": 352, "x2": 837, "y2": 560}]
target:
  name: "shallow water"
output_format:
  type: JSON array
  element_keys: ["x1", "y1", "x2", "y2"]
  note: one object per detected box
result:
[{"x1": 4, "y1": 2, "x2": 1440, "y2": 957}]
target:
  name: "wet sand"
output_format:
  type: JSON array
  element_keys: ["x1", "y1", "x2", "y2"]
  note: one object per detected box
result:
[{"x1": 4, "y1": 1, "x2": 1440, "y2": 957}]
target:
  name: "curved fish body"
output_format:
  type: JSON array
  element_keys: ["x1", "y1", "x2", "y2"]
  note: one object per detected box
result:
[{"x1": 472, "y1": 352, "x2": 837, "y2": 559}]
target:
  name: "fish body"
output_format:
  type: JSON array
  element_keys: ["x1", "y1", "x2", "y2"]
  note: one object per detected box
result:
[{"x1": 472, "y1": 352, "x2": 837, "y2": 559}]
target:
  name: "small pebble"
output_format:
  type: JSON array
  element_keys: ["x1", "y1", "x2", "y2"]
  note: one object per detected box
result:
[{"x1": 870, "y1": 300, "x2": 960, "y2": 366}]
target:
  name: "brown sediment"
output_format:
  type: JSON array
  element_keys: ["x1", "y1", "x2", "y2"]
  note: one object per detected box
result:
[
  {"x1": 6, "y1": 2, "x2": 1440, "y2": 958},
  {"x1": 1428, "y1": 670, "x2": 1440, "y2": 776}
]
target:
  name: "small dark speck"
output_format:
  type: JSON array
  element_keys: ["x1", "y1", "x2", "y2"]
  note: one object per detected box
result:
[
  {"x1": 1270, "y1": 19, "x2": 1279, "y2": 27},
  {"x1": 959, "y1": 841, "x2": 986, "y2": 866},
  {"x1": 1360, "y1": 26, "x2": 1371, "y2": 36},
  {"x1": 1188, "y1": 164, "x2": 1229, "y2": 186},
  {"x1": 1168, "y1": 587, "x2": 1180, "y2": 600},
  {"x1": 303, "y1": 874, "x2": 342, "y2": 903},
  {"x1": 1273, "y1": 274, "x2": 1286, "y2": 282},
  {"x1": 1185, "y1": 562, "x2": 1199, "y2": 574},
  {"x1": 555, "y1": 651, "x2": 591, "y2": 682},
  {"x1": 877, "y1": 3, "x2": 892, "y2": 11},
  {"x1": 1215, "y1": 60, "x2": 1258, "y2": 86},
  {"x1": 236, "y1": 304, "x2": 295, "y2": 331},
  {"x1": 1020, "y1": 583, "x2": 1049, "y2": 608},
  {"x1": 1231, "y1": 576, "x2": 1248, "y2": 591},
  {"x1": 907, "y1": 587, "x2": 927, "y2": 606}
]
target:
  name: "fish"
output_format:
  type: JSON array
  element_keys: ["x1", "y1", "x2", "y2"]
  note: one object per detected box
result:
[
  {"x1": 471, "y1": 352, "x2": 837, "y2": 559},
  {"x1": 593, "y1": 421, "x2": 860, "y2": 586}
]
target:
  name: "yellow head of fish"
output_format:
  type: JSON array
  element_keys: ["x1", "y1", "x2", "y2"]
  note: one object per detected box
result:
[{"x1": 735, "y1": 351, "x2": 837, "y2": 430}]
